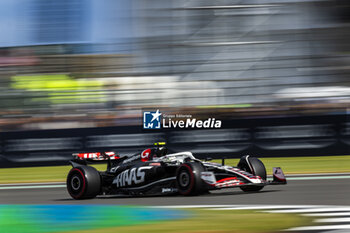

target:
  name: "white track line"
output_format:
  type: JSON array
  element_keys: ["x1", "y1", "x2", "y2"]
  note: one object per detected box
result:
[
  {"x1": 0, "y1": 172, "x2": 349, "y2": 188},
  {"x1": 154, "y1": 205, "x2": 350, "y2": 233},
  {"x1": 286, "y1": 225, "x2": 350, "y2": 231},
  {"x1": 286, "y1": 172, "x2": 350, "y2": 177},
  {"x1": 316, "y1": 218, "x2": 350, "y2": 223},
  {"x1": 210, "y1": 205, "x2": 323, "y2": 210},
  {"x1": 0, "y1": 182, "x2": 65, "y2": 186},
  {"x1": 184, "y1": 4, "x2": 280, "y2": 10},
  {"x1": 302, "y1": 212, "x2": 350, "y2": 217},
  {"x1": 150, "y1": 205, "x2": 239, "y2": 209},
  {"x1": 153, "y1": 205, "x2": 326, "y2": 210},
  {"x1": 264, "y1": 207, "x2": 350, "y2": 213},
  {"x1": 288, "y1": 176, "x2": 350, "y2": 180},
  {"x1": 0, "y1": 185, "x2": 65, "y2": 190}
]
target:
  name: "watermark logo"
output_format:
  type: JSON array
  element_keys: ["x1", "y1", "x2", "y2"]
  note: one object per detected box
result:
[
  {"x1": 143, "y1": 109, "x2": 162, "y2": 129},
  {"x1": 143, "y1": 109, "x2": 222, "y2": 129}
]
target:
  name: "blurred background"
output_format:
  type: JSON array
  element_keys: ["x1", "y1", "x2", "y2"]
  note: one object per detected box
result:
[{"x1": 2, "y1": 0, "x2": 350, "y2": 166}]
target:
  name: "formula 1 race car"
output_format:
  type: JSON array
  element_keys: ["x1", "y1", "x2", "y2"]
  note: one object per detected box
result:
[{"x1": 66, "y1": 142, "x2": 287, "y2": 199}]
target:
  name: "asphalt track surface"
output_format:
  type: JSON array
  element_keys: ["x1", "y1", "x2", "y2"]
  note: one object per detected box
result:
[{"x1": 1, "y1": 178, "x2": 350, "y2": 205}]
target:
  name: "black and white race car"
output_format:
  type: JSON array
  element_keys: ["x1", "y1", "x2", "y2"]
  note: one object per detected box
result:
[{"x1": 66, "y1": 142, "x2": 286, "y2": 199}]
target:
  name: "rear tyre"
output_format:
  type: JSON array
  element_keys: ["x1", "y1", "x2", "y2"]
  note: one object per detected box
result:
[
  {"x1": 67, "y1": 166, "x2": 101, "y2": 199},
  {"x1": 176, "y1": 162, "x2": 205, "y2": 195},
  {"x1": 237, "y1": 156, "x2": 266, "y2": 192}
]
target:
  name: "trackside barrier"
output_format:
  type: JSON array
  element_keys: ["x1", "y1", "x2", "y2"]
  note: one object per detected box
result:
[{"x1": 1, "y1": 114, "x2": 350, "y2": 167}]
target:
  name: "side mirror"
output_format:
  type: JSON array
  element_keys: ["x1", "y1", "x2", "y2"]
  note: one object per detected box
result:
[{"x1": 204, "y1": 157, "x2": 212, "y2": 161}]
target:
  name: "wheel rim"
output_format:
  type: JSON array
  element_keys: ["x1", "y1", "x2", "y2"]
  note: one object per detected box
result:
[
  {"x1": 179, "y1": 171, "x2": 190, "y2": 187},
  {"x1": 71, "y1": 175, "x2": 81, "y2": 191}
]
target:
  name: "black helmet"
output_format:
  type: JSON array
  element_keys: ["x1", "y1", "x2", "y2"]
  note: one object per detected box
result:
[
  {"x1": 154, "y1": 142, "x2": 167, "y2": 157},
  {"x1": 156, "y1": 146, "x2": 167, "y2": 157}
]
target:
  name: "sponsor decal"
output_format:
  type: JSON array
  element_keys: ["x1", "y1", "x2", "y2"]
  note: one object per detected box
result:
[
  {"x1": 110, "y1": 166, "x2": 120, "y2": 173},
  {"x1": 150, "y1": 162, "x2": 161, "y2": 166},
  {"x1": 75, "y1": 151, "x2": 118, "y2": 160},
  {"x1": 141, "y1": 148, "x2": 152, "y2": 162},
  {"x1": 161, "y1": 188, "x2": 177, "y2": 193},
  {"x1": 122, "y1": 155, "x2": 140, "y2": 164},
  {"x1": 143, "y1": 109, "x2": 222, "y2": 129},
  {"x1": 113, "y1": 166, "x2": 152, "y2": 187},
  {"x1": 200, "y1": 171, "x2": 217, "y2": 185}
]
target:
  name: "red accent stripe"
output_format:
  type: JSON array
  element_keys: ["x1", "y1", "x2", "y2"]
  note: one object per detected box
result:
[
  {"x1": 181, "y1": 164, "x2": 195, "y2": 195},
  {"x1": 216, "y1": 177, "x2": 238, "y2": 183},
  {"x1": 274, "y1": 176, "x2": 286, "y2": 182},
  {"x1": 70, "y1": 168, "x2": 86, "y2": 199},
  {"x1": 77, "y1": 152, "x2": 119, "y2": 160}
]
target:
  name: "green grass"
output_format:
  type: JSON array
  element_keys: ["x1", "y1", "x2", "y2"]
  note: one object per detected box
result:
[
  {"x1": 1, "y1": 155, "x2": 350, "y2": 184},
  {"x1": 64, "y1": 209, "x2": 312, "y2": 233},
  {"x1": 0, "y1": 164, "x2": 106, "y2": 184}
]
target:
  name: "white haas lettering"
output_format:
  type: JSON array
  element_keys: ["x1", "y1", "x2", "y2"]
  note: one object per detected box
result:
[{"x1": 113, "y1": 166, "x2": 152, "y2": 187}]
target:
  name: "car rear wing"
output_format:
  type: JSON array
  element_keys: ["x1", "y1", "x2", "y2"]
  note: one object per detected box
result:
[{"x1": 72, "y1": 152, "x2": 120, "y2": 161}]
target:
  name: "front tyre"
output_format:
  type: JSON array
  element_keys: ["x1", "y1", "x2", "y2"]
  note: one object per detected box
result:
[
  {"x1": 67, "y1": 166, "x2": 101, "y2": 199},
  {"x1": 176, "y1": 162, "x2": 205, "y2": 196},
  {"x1": 238, "y1": 156, "x2": 266, "y2": 192}
]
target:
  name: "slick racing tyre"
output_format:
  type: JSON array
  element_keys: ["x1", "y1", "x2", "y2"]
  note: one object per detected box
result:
[
  {"x1": 176, "y1": 162, "x2": 205, "y2": 196},
  {"x1": 67, "y1": 166, "x2": 101, "y2": 199},
  {"x1": 238, "y1": 156, "x2": 266, "y2": 192}
]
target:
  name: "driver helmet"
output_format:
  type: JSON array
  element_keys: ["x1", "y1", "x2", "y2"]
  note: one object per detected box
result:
[{"x1": 155, "y1": 146, "x2": 167, "y2": 157}]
